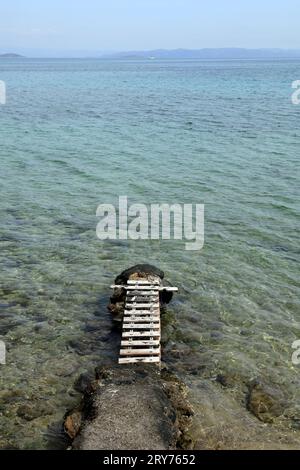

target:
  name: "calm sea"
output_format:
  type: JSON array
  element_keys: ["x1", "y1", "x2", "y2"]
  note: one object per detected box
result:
[{"x1": 0, "y1": 58, "x2": 299, "y2": 449}]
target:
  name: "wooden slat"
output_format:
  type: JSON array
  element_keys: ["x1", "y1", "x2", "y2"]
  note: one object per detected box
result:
[
  {"x1": 122, "y1": 323, "x2": 160, "y2": 329},
  {"x1": 118, "y1": 356, "x2": 160, "y2": 364},
  {"x1": 126, "y1": 293, "x2": 158, "y2": 297},
  {"x1": 126, "y1": 295, "x2": 158, "y2": 300},
  {"x1": 126, "y1": 292, "x2": 158, "y2": 296},
  {"x1": 126, "y1": 298, "x2": 157, "y2": 302},
  {"x1": 123, "y1": 316, "x2": 160, "y2": 323},
  {"x1": 116, "y1": 278, "x2": 170, "y2": 365},
  {"x1": 125, "y1": 303, "x2": 159, "y2": 308},
  {"x1": 122, "y1": 330, "x2": 160, "y2": 337},
  {"x1": 120, "y1": 348, "x2": 160, "y2": 356},
  {"x1": 123, "y1": 320, "x2": 160, "y2": 325},
  {"x1": 124, "y1": 316, "x2": 159, "y2": 320},
  {"x1": 124, "y1": 309, "x2": 159, "y2": 315},
  {"x1": 125, "y1": 304, "x2": 159, "y2": 308},
  {"x1": 127, "y1": 280, "x2": 160, "y2": 285},
  {"x1": 124, "y1": 315, "x2": 160, "y2": 320},
  {"x1": 127, "y1": 292, "x2": 155, "y2": 296},
  {"x1": 124, "y1": 310, "x2": 160, "y2": 315},
  {"x1": 125, "y1": 286, "x2": 160, "y2": 291},
  {"x1": 111, "y1": 284, "x2": 178, "y2": 291},
  {"x1": 127, "y1": 291, "x2": 159, "y2": 294},
  {"x1": 121, "y1": 339, "x2": 160, "y2": 346},
  {"x1": 126, "y1": 297, "x2": 158, "y2": 302}
]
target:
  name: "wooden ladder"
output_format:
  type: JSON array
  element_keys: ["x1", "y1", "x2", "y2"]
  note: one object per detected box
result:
[{"x1": 110, "y1": 279, "x2": 177, "y2": 365}]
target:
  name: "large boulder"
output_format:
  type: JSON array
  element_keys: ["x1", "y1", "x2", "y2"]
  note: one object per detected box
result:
[
  {"x1": 108, "y1": 264, "x2": 174, "y2": 322},
  {"x1": 115, "y1": 264, "x2": 164, "y2": 284}
]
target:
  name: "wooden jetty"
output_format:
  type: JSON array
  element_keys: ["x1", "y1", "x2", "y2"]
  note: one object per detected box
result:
[{"x1": 110, "y1": 279, "x2": 178, "y2": 365}]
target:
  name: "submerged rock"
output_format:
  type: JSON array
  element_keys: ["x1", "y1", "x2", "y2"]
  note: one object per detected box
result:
[
  {"x1": 64, "y1": 410, "x2": 82, "y2": 440},
  {"x1": 17, "y1": 402, "x2": 55, "y2": 421},
  {"x1": 216, "y1": 371, "x2": 247, "y2": 389},
  {"x1": 64, "y1": 365, "x2": 194, "y2": 450},
  {"x1": 247, "y1": 379, "x2": 286, "y2": 423}
]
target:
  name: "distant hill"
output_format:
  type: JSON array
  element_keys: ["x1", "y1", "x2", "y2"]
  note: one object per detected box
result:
[
  {"x1": 0, "y1": 53, "x2": 24, "y2": 58},
  {"x1": 102, "y1": 48, "x2": 300, "y2": 60}
]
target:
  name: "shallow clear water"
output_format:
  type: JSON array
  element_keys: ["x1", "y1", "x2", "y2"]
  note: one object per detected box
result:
[{"x1": 0, "y1": 58, "x2": 299, "y2": 449}]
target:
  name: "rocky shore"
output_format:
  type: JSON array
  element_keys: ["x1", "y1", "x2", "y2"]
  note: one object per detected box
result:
[
  {"x1": 65, "y1": 365, "x2": 194, "y2": 450},
  {"x1": 64, "y1": 264, "x2": 195, "y2": 450}
]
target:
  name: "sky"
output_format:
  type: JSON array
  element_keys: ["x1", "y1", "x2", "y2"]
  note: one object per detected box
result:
[{"x1": 0, "y1": 0, "x2": 299, "y2": 57}]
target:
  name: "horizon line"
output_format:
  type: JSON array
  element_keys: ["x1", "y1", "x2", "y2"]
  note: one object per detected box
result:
[{"x1": 2, "y1": 47, "x2": 300, "y2": 60}]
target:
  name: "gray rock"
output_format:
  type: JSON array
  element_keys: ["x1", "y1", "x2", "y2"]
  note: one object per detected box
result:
[{"x1": 65, "y1": 365, "x2": 194, "y2": 450}]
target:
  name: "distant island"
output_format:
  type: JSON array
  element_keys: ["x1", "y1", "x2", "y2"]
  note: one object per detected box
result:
[
  {"x1": 0, "y1": 53, "x2": 24, "y2": 58},
  {"x1": 101, "y1": 48, "x2": 300, "y2": 60},
  {"x1": 1, "y1": 49, "x2": 300, "y2": 60}
]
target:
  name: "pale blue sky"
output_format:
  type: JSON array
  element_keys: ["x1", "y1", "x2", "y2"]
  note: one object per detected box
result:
[{"x1": 0, "y1": 0, "x2": 299, "y2": 56}]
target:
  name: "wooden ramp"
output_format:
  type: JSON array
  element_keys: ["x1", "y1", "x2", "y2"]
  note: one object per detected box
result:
[{"x1": 110, "y1": 279, "x2": 177, "y2": 365}]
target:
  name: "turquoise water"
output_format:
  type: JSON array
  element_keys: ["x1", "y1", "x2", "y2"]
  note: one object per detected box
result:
[{"x1": 0, "y1": 58, "x2": 299, "y2": 449}]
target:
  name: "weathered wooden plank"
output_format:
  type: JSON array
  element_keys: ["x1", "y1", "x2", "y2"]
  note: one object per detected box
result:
[
  {"x1": 124, "y1": 309, "x2": 159, "y2": 315},
  {"x1": 118, "y1": 356, "x2": 160, "y2": 364},
  {"x1": 116, "y1": 278, "x2": 169, "y2": 364},
  {"x1": 126, "y1": 297, "x2": 158, "y2": 302},
  {"x1": 126, "y1": 291, "x2": 158, "y2": 296},
  {"x1": 126, "y1": 292, "x2": 158, "y2": 295},
  {"x1": 111, "y1": 284, "x2": 178, "y2": 291},
  {"x1": 123, "y1": 323, "x2": 160, "y2": 329},
  {"x1": 124, "y1": 310, "x2": 160, "y2": 315},
  {"x1": 125, "y1": 303, "x2": 160, "y2": 309},
  {"x1": 123, "y1": 317, "x2": 160, "y2": 323},
  {"x1": 124, "y1": 313, "x2": 159, "y2": 318},
  {"x1": 124, "y1": 315, "x2": 160, "y2": 321},
  {"x1": 121, "y1": 340, "x2": 160, "y2": 346},
  {"x1": 127, "y1": 280, "x2": 160, "y2": 285},
  {"x1": 120, "y1": 348, "x2": 160, "y2": 356},
  {"x1": 125, "y1": 298, "x2": 158, "y2": 303},
  {"x1": 126, "y1": 296, "x2": 163, "y2": 302},
  {"x1": 118, "y1": 286, "x2": 160, "y2": 291},
  {"x1": 128, "y1": 295, "x2": 158, "y2": 299},
  {"x1": 122, "y1": 331, "x2": 160, "y2": 337}
]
